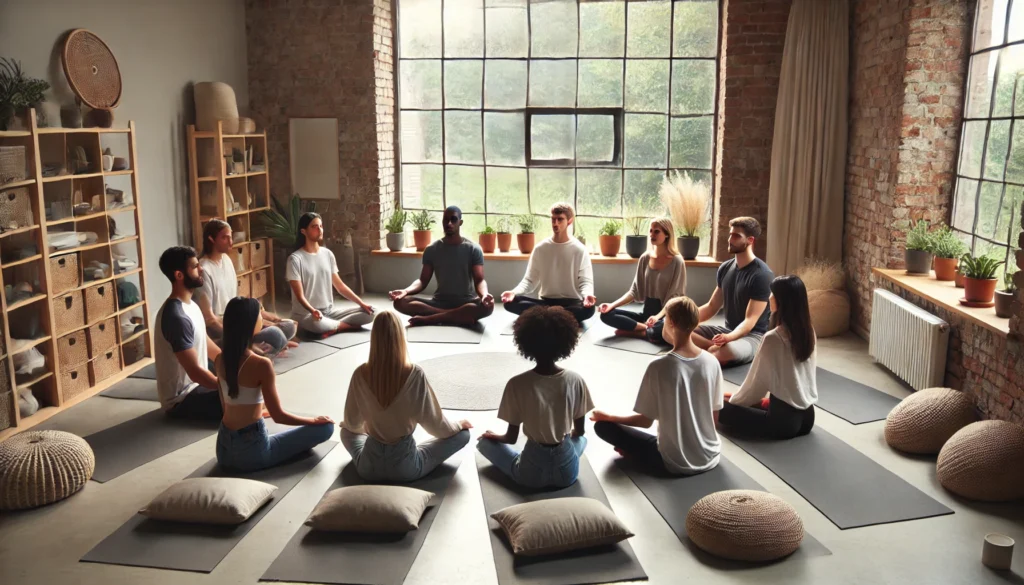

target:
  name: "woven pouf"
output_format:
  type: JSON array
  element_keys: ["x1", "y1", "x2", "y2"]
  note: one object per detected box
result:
[
  {"x1": 0, "y1": 430, "x2": 95, "y2": 510},
  {"x1": 685, "y1": 490, "x2": 803, "y2": 562},
  {"x1": 884, "y1": 388, "x2": 978, "y2": 454},
  {"x1": 807, "y1": 289, "x2": 850, "y2": 338},
  {"x1": 936, "y1": 420, "x2": 1024, "y2": 502}
]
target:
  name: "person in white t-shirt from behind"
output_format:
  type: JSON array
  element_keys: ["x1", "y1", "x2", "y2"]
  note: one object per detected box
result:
[
  {"x1": 195, "y1": 219, "x2": 298, "y2": 356},
  {"x1": 477, "y1": 305, "x2": 594, "y2": 489},
  {"x1": 590, "y1": 296, "x2": 724, "y2": 475}
]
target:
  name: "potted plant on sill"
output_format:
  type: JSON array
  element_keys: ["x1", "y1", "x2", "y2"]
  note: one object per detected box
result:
[
  {"x1": 624, "y1": 215, "x2": 648, "y2": 259},
  {"x1": 954, "y1": 253, "x2": 968, "y2": 288},
  {"x1": 931, "y1": 226, "x2": 967, "y2": 281},
  {"x1": 960, "y1": 253, "x2": 1003, "y2": 305},
  {"x1": 660, "y1": 170, "x2": 709, "y2": 260},
  {"x1": 410, "y1": 210, "x2": 435, "y2": 251},
  {"x1": 496, "y1": 216, "x2": 513, "y2": 252},
  {"x1": 0, "y1": 58, "x2": 49, "y2": 131},
  {"x1": 384, "y1": 206, "x2": 407, "y2": 251},
  {"x1": 516, "y1": 214, "x2": 538, "y2": 254},
  {"x1": 904, "y1": 219, "x2": 935, "y2": 275},
  {"x1": 995, "y1": 268, "x2": 1017, "y2": 318},
  {"x1": 599, "y1": 219, "x2": 622, "y2": 257},
  {"x1": 574, "y1": 221, "x2": 587, "y2": 246},
  {"x1": 479, "y1": 224, "x2": 497, "y2": 253}
]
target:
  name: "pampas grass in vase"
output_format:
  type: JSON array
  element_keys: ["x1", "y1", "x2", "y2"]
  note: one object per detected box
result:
[
  {"x1": 659, "y1": 170, "x2": 709, "y2": 260},
  {"x1": 796, "y1": 258, "x2": 851, "y2": 338}
]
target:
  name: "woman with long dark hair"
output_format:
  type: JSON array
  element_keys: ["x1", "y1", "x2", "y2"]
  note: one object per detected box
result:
[
  {"x1": 215, "y1": 297, "x2": 334, "y2": 471},
  {"x1": 717, "y1": 275, "x2": 817, "y2": 439}
]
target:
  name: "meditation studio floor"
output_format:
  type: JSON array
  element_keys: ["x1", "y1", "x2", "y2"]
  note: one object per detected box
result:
[{"x1": 1, "y1": 294, "x2": 1022, "y2": 585}]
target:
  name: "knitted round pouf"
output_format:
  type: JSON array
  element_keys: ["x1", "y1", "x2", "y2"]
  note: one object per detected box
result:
[
  {"x1": 885, "y1": 388, "x2": 978, "y2": 454},
  {"x1": 0, "y1": 430, "x2": 95, "y2": 510},
  {"x1": 937, "y1": 420, "x2": 1024, "y2": 502},
  {"x1": 685, "y1": 490, "x2": 803, "y2": 562}
]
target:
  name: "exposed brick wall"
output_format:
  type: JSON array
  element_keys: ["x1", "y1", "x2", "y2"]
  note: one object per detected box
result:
[{"x1": 715, "y1": 0, "x2": 792, "y2": 260}]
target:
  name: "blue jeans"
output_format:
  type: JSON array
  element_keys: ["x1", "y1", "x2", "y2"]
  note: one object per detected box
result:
[
  {"x1": 476, "y1": 436, "x2": 587, "y2": 489},
  {"x1": 340, "y1": 428, "x2": 470, "y2": 482},
  {"x1": 216, "y1": 418, "x2": 334, "y2": 473}
]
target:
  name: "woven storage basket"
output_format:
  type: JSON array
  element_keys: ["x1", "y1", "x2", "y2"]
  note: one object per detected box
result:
[
  {"x1": 122, "y1": 335, "x2": 146, "y2": 366},
  {"x1": 686, "y1": 490, "x2": 804, "y2": 562},
  {"x1": 238, "y1": 273, "x2": 251, "y2": 297},
  {"x1": 252, "y1": 269, "x2": 268, "y2": 299},
  {"x1": 250, "y1": 239, "x2": 268, "y2": 268},
  {"x1": 0, "y1": 187, "x2": 32, "y2": 228},
  {"x1": 194, "y1": 82, "x2": 239, "y2": 133},
  {"x1": 50, "y1": 253, "x2": 81, "y2": 295},
  {"x1": 238, "y1": 117, "x2": 256, "y2": 134},
  {"x1": 0, "y1": 430, "x2": 95, "y2": 510},
  {"x1": 0, "y1": 361, "x2": 9, "y2": 395},
  {"x1": 89, "y1": 349, "x2": 121, "y2": 385},
  {"x1": 84, "y1": 282, "x2": 116, "y2": 323},
  {"x1": 0, "y1": 146, "x2": 26, "y2": 184},
  {"x1": 61, "y1": 364, "x2": 91, "y2": 402},
  {"x1": 0, "y1": 391, "x2": 11, "y2": 431},
  {"x1": 57, "y1": 331, "x2": 89, "y2": 370},
  {"x1": 53, "y1": 291, "x2": 86, "y2": 336},
  {"x1": 87, "y1": 318, "x2": 117, "y2": 357},
  {"x1": 230, "y1": 246, "x2": 250, "y2": 273}
]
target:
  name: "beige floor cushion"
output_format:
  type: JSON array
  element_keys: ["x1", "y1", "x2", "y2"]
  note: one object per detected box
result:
[
  {"x1": 885, "y1": 387, "x2": 978, "y2": 454},
  {"x1": 139, "y1": 477, "x2": 276, "y2": 524},
  {"x1": 306, "y1": 485, "x2": 434, "y2": 532},
  {"x1": 686, "y1": 489, "x2": 804, "y2": 562},
  {"x1": 936, "y1": 420, "x2": 1024, "y2": 502},
  {"x1": 807, "y1": 289, "x2": 850, "y2": 338},
  {"x1": 0, "y1": 430, "x2": 95, "y2": 511},
  {"x1": 491, "y1": 497, "x2": 633, "y2": 557}
]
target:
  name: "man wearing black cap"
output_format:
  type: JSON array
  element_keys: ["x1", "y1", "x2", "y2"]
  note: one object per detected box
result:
[{"x1": 389, "y1": 206, "x2": 494, "y2": 326}]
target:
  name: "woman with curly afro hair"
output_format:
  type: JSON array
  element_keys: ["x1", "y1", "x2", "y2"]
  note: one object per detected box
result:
[{"x1": 477, "y1": 305, "x2": 594, "y2": 488}]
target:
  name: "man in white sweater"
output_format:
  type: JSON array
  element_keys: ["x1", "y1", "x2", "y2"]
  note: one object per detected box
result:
[{"x1": 500, "y1": 203, "x2": 596, "y2": 325}]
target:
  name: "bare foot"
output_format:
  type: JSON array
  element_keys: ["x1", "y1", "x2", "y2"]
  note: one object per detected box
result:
[
  {"x1": 408, "y1": 315, "x2": 428, "y2": 327},
  {"x1": 335, "y1": 322, "x2": 360, "y2": 333},
  {"x1": 287, "y1": 340, "x2": 299, "y2": 349}
]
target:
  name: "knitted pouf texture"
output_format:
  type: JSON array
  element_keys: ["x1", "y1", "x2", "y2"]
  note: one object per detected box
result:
[
  {"x1": 807, "y1": 289, "x2": 851, "y2": 338},
  {"x1": 0, "y1": 430, "x2": 95, "y2": 510},
  {"x1": 884, "y1": 388, "x2": 978, "y2": 454},
  {"x1": 685, "y1": 489, "x2": 804, "y2": 562},
  {"x1": 936, "y1": 420, "x2": 1024, "y2": 502}
]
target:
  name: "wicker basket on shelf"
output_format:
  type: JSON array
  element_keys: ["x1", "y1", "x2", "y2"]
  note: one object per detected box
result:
[
  {"x1": 61, "y1": 365, "x2": 90, "y2": 402},
  {"x1": 0, "y1": 187, "x2": 32, "y2": 228},
  {"x1": 53, "y1": 291, "x2": 86, "y2": 336},
  {"x1": 84, "y1": 283, "x2": 116, "y2": 323},
  {"x1": 88, "y1": 349, "x2": 121, "y2": 384},
  {"x1": 57, "y1": 331, "x2": 89, "y2": 369},
  {"x1": 0, "y1": 147, "x2": 26, "y2": 185},
  {"x1": 50, "y1": 254, "x2": 81, "y2": 295},
  {"x1": 87, "y1": 318, "x2": 118, "y2": 356}
]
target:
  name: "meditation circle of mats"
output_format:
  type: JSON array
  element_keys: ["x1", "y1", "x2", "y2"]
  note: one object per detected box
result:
[{"x1": 418, "y1": 352, "x2": 533, "y2": 410}]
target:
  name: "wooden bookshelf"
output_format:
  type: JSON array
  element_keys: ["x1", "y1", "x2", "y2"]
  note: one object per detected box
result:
[
  {"x1": 0, "y1": 108, "x2": 153, "y2": 441},
  {"x1": 186, "y1": 122, "x2": 275, "y2": 310}
]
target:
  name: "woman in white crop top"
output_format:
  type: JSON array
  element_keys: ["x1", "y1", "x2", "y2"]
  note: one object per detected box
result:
[
  {"x1": 718, "y1": 275, "x2": 817, "y2": 439},
  {"x1": 340, "y1": 310, "x2": 472, "y2": 482},
  {"x1": 215, "y1": 297, "x2": 335, "y2": 472}
]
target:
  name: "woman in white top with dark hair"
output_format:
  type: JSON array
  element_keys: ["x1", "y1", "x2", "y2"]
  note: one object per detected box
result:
[
  {"x1": 215, "y1": 297, "x2": 335, "y2": 472},
  {"x1": 340, "y1": 310, "x2": 472, "y2": 482},
  {"x1": 717, "y1": 274, "x2": 817, "y2": 439}
]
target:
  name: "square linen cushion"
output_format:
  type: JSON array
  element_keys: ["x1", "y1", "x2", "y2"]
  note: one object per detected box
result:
[
  {"x1": 305, "y1": 485, "x2": 434, "y2": 533},
  {"x1": 490, "y1": 497, "x2": 633, "y2": 557},
  {"x1": 139, "y1": 477, "x2": 277, "y2": 525}
]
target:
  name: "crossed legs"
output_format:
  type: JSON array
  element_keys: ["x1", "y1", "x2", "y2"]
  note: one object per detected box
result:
[{"x1": 394, "y1": 296, "x2": 493, "y2": 326}]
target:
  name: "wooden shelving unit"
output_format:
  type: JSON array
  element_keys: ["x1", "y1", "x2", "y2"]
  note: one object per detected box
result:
[
  {"x1": 0, "y1": 108, "x2": 153, "y2": 441},
  {"x1": 186, "y1": 121, "x2": 275, "y2": 309}
]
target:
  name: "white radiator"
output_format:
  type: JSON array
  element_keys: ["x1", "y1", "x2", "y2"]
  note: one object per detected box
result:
[{"x1": 869, "y1": 289, "x2": 950, "y2": 390}]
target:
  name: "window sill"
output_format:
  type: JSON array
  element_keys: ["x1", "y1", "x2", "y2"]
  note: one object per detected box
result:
[
  {"x1": 372, "y1": 247, "x2": 721, "y2": 267},
  {"x1": 873, "y1": 268, "x2": 1010, "y2": 337}
]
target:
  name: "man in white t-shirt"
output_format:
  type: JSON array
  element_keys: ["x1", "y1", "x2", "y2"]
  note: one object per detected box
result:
[
  {"x1": 154, "y1": 246, "x2": 223, "y2": 420},
  {"x1": 500, "y1": 202, "x2": 596, "y2": 325},
  {"x1": 591, "y1": 296, "x2": 724, "y2": 475},
  {"x1": 287, "y1": 212, "x2": 375, "y2": 336},
  {"x1": 195, "y1": 218, "x2": 297, "y2": 355}
]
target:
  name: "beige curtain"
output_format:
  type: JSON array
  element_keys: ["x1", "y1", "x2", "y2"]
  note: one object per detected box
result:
[{"x1": 766, "y1": 0, "x2": 849, "y2": 275}]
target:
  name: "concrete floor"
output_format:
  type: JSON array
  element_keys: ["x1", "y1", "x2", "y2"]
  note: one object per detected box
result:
[{"x1": 2, "y1": 294, "x2": 1024, "y2": 585}]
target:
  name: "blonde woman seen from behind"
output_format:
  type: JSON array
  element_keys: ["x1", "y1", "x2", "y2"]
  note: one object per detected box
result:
[{"x1": 340, "y1": 310, "x2": 472, "y2": 481}]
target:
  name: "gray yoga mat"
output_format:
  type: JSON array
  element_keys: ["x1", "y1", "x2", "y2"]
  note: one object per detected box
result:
[
  {"x1": 617, "y1": 456, "x2": 830, "y2": 567},
  {"x1": 261, "y1": 454, "x2": 464, "y2": 585},
  {"x1": 419, "y1": 352, "x2": 531, "y2": 410},
  {"x1": 315, "y1": 329, "x2": 372, "y2": 350},
  {"x1": 100, "y1": 377, "x2": 159, "y2": 401},
  {"x1": 406, "y1": 322, "x2": 485, "y2": 344},
  {"x1": 81, "y1": 441, "x2": 336, "y2": 573},
  {"x1": 726, "y1": 427, "x2": 953, "y2": 530},
  {"x1": 592, "y1": 334, "x2": 667, "y2": 355},
  {"x1": 500, "y1": 319, "x2": 592, "y2": 336},
  {"x1": 273, "y1": 340, "x2": 341, "y2": 373},
  {"x1": 477, "y1": 452, "x2": 647, "y2": 585},
  {"x1": 85, "y1": 407, "x2": 220, "y2": 482},
  {"x1": 722, "y1": 363, "x2": 902, "y2": 425},
  {"x1": 130, "y1": 362, "x2": 157, "y2": 379}
]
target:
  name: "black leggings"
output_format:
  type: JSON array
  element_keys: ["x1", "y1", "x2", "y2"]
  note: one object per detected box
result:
[
  {"x1": 718, "y1": 394, "x2": 815, "y2": 440},
  {"x1": 599, "y1": 298, "x2": 665, "y2": 343},
  {"x1": 504, "y1": 296, "x2": 595, "y2": 324},
  {"x1": 593, "y1": 420, "x2": 667, "y2": 473}
]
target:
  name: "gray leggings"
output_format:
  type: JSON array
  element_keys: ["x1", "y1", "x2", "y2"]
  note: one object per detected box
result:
[{"x1": 299, "y1": 306, "x2": 373, "y2": 335}]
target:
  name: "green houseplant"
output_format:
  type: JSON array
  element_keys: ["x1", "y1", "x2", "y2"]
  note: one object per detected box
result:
[
  {"x1": 256, "y1": 194, "x2": 316, "y2": 249},
  {"x1": 384, "y1": 207, "x2": 408, "y2": 251},
  {"x1": 479, "y1": 224, "x2": 497, "y2": 253},
  {"x1": 598, "y1": 219, "x2": 622, "y2": 257},
  {"x1": 495, "y1": 216, "x2": 513, "y2": 252},
  {"x1": 960, "y1": 253, "x2": 1003, "y2": 304},
  {"x1": 574, "y1": 221, "x2": 587, "y2": 246},
  {"x1": 931, "y1": 226, "x2": 968, "y2": 281},
  {"x1": 0, "y1": 58, "x2": 49, "y2": 130},
  {"x1": 904, "y1": 219, "x2": 935, "y2": 275},
  {"x1": 516, "y1": 214, "x2": 538, "y2": 254},
  {"x1": 624, "y1": 215, "x2": 648, "y2": 259},
  {"x1": 410, "y1": 209, "x2": 435, "y2": 251},
  {"x1": 660, "y1": 170, "x2": 710, "y2": 260},
  {"x1": 995, "y1": 267, "x2": 1017, "y2": 318}
]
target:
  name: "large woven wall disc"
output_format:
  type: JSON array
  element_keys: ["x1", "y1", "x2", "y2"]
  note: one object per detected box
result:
[{"x1": 62, "y1": 29, "x2": 122, "y2": 109}]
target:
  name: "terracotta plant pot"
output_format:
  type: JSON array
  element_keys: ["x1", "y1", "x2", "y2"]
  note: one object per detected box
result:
[
  {"x1": 413, "y1": 230, "x2": 432, "y2": 251},
  {"x1": 385, "y1": 232, "x2": 405, "y2": 252},
  {"x1": 479, "y1": 233, "x2": 496, "y2": 253},
  {"x1": 905, "y1": 249, "x2": 933, "y2": 275},
  {"x1": 599, "y1": 235, "x2": 622, "y2": 257},
  {"x1": 517, "y1": 233, "x2": 536, "y2": 254},
  {"x1": 496, "y1": 233, "x2": 512, "y2": 252},
  {"x1": 678, "y1": 236, "x2": 700, "y2": 260},
  {"x1": 933, "y1": 256, "x2": 958, "y2": 281},
  {"x1": 963, "y1": 277, "x2": 998, "y2": 303},
  {"x1": 995, "y1": 290, "x2": 1015, "y2": 318},
  {"x1": 955, "y1": 271, "x2": 965, "y2": 288}
]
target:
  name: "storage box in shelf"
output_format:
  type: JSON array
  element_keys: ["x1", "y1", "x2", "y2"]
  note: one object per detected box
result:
[
  {"x1": 229, "y1": 245, "x2": 250, "y2": 273},
  {"x1": 122, "y1": 334, "x2": 146, "y2": 366},
  {"x1": 84, "y1": 281, "x2": 116, "y2": 323},
  {"x1": 250, "y1": 239, "x2": 268, "y2": 267},
  {"x1": 53, "y1": 290, "x2": 85, "y2": 336},
  {"x1": 50, "y1": 252, "x2": 80, "y2": 294},
  {"x1": 89, "y1": 348, "x2": 121, "y2": 385},
  {"x1": 61, "y1": 364, "x2": 90, "y2": 402},
  {"x1": 87, "y1": 318, "x2": 117, "y2": 357},
  {"x1": 0, "y1": 391, "x2": 11, "y2": 431},
  {"x1": 57, "y1": 330, "x2": 88, "y2": 371},
  {"x1": 252, "y1": 268, "x2": 268, "y2": 299},
  {"x1": 237, "y1": 273, "x2": 251, "y2": 297},
  {"x1": 0, "y1": 187, "x2": 33, "y2": 230}
]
